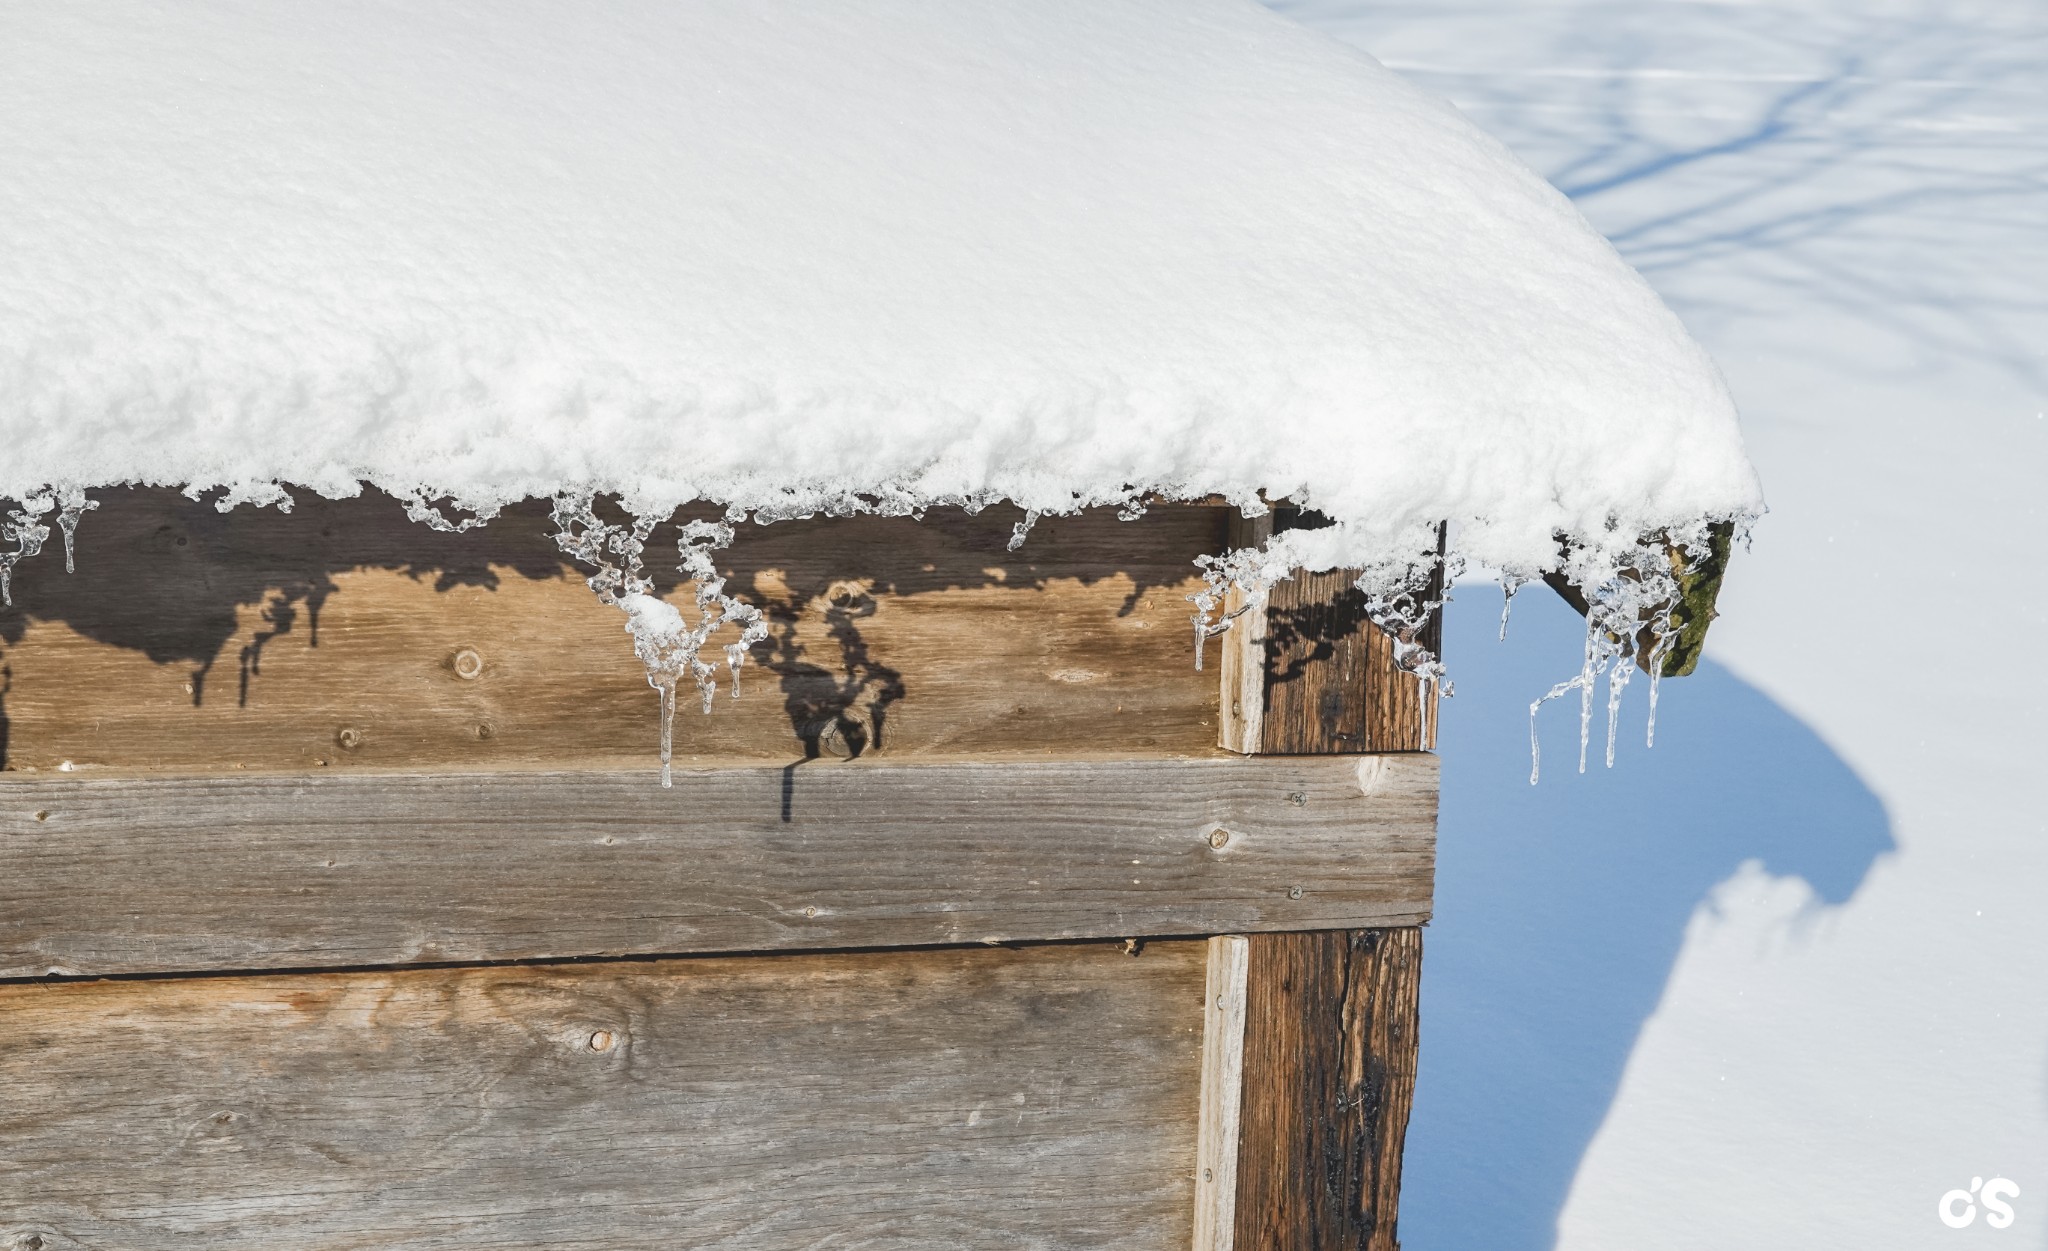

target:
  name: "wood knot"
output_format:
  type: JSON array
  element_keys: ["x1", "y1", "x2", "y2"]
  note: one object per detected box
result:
[
  {"x1": 451, "y1": 648, "x2": 484, "y2": 680},
  {"x1": 587, "y1": 1030, "x2": 617, "y2": 1053},
  {"x1": 807, "y1": 710, "x2": 872, "y2": 759},
  {"x1": 1207, "y1": 828, "x2": 1231, "y2": 849},
  {"x1": 821, "y1": 580, "x2": 877, "y2": 621}
]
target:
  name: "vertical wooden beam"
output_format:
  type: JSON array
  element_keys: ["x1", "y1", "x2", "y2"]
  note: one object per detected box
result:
[
  {"x1": 1230, "y1": 928, "x2": 1421, "y2": 1251},
  {"x1": 1193, "y1": 935, "x2": 1251, "y2": 1251},
  {"x1": 1217, "y1": 511, "x2": 1439, "y2": 756},
  {"x1": 1208, "y1": 507, "x2": 1438, "y2": 1250}
]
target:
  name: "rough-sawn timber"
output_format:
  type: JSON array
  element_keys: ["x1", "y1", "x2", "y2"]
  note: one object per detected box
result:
[
  {"x1": 0, "y1": 753, "x2": 1435, "y2": 980},
  {"x1": 0, "y1": 941, "x2": 1207, "y2": 1250}
]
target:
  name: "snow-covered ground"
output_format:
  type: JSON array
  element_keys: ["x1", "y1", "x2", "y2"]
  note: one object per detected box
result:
[{"x1": 1272, "y1": 1, "x2": 2048, "y2": 1247}]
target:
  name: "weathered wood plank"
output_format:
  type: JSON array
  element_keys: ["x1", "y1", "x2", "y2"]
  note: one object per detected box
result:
[
  {"x1": 1216, "y1": 512, "x2": 1438, "y2": 755},
  {"x1": 1217, "y1": 513, "x2": 1276, "y2": 757},
  {"x1": 0, "y1": 754, "x2": 1435, "y2": 979},
  {"x1": 1193, "y1": 935, "x2": 1250, "y2": 1251},
  {"x1": 0, "y1": 941, "x2": 1206, "y2": 1250},
  {"x1": 0, "y1": 489, "x2": 1225, "y2": 773},
  {"x1": 1231, "y1": 928, "x2": 1422, "y2": 1251}
]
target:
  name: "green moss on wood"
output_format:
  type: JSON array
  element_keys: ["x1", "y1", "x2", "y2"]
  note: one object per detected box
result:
[
  {"x1": 1542, "y1": 520, "x2": 1736, "y2": 679},
  {"x1": 1656, "y1": 520, "x2": 1733, "y2": 678}
]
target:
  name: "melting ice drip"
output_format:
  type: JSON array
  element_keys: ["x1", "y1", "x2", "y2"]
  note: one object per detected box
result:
[
  {"x1": 1498, "y1": 573, "x2": 1528, "y2": 642},
  {"x1": 1187, "y1": 543, "x2": 1279, "y2": 671},
  {"x1": 0, "y1": 488, "x2": 97, "y2": 606},
  {"x1": 1523, "y1": 527, "x2": 1719, "y2": 783},
  {"x1": 1355, "y1": 551, "x2": 1460, "y2": 747},
  {"x1": 1188, "y1": 530, "x2": 1458, "y2": 746},
  {"x1": 549, "y1": 496, "x2": 768, "y2": 787}
]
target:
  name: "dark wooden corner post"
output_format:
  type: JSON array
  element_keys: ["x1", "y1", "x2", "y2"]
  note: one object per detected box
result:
[{"x1": 1205, "y1": 509, "x2": 1434, "y2": 1251}]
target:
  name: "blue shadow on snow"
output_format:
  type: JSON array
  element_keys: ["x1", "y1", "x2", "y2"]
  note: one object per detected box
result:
[{"x1": 1399, "y1": 587, "x2": 1894, "y2": 1250}]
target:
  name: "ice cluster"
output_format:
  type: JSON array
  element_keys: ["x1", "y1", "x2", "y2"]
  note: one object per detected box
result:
[{"x1": 0, "y1": 482, "x2": 1746, "y2": 780}]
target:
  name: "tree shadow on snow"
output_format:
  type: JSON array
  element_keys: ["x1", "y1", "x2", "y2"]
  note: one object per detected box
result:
[
  {"x1": 1400, "y1": 587, "x2": 1894, "y2": 1251},
  {"x1": 1277, "y1": 0, "x2": 2048, "y2": 391}
]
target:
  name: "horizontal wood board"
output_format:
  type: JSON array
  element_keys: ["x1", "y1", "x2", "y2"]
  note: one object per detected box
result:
[
  {"x1": 0, "y1": 754, "x2": 1436, "y2": 979},
  {"x1": 0, "y1": 490, "x2": 1224, "y2": 773},
  {"x1": 0, "y1": 941, "x2": 1206, "y2": 1250}
]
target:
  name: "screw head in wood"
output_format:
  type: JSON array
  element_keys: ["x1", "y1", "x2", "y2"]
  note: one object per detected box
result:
[
  {"x1": 588, "y1": 1030, "x2": 616, "y2": 1053},
  {"x1": 335, "y1": 726, "x2": 364, "y2": 751},
  {"x1": 451, "y1": 647, "x2": 484, "y2": 680},
  {"x1": 1288, "y1": 885, "x2": 1304, "y2": 899}
]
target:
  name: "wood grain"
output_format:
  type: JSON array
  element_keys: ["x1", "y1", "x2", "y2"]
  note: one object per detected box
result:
[
  {"x1": 1215, "y1": 512, "x2": 1439, "y2": 756},
  {"x1": 0, "y1": 753, "x2": 1436, "y2": 979},
  {"x1": 0, "y1": 489, "x2": 1224, "y2": 773},
  {"x1": 0, "y1": 941, "x2": 1206, "y2": 1250},
  {"x1": 1193, "y1": 935, "x2": 1251, "y2": 1251},
  {"x1": 1231, "y1": 929, "x2": 1422, "y2": 1251}
]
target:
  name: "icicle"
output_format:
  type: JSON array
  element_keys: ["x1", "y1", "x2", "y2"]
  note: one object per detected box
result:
[
  {"x1": 1604, "y1": 658, "x2": 1633, "y2": 768},
  {"x1": 656, "y1": 678, "x2": 677, "y2": 789},
  {"x1": 550, "y1": 496, "x2": 768, "y2": 783},
  {"x1": 1577, "y1": 658, "x2": 1593, "y2": 773},
  {"x1": 1498, "y1": 573, "x2": 1526, "y2": 642},
  {"x1": 1187, "y1": 544, "x2": 1278, "y2": 672},
  {"x1": 1354, "y1": 548, "x2": 1461, "y2": 698},
  {"x1": 0, "y1": 494, "x2": 54, "y2": 608},
  {"x1": 1528, "y1": 656, "x2": 1592, "y2": 786},
  {"x1": 1527, "y1": 534, "x2": 1692, "y2": 782},
  {"x1": 1007, "y1": 510, "x2": 1040, "y2": 551},
  {"x1": 55, "y1": 487, "x2": 97, "y2": 574}
]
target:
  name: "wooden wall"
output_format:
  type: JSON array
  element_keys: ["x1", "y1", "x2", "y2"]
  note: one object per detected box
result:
[{"x1": 0, "y1": 489, "x2": 1436, "y2": 1249}]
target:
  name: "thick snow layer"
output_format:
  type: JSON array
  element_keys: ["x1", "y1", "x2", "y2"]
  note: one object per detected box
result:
[{"x1": 0, "y1": 0, "x2": 1757, "y2": 575}]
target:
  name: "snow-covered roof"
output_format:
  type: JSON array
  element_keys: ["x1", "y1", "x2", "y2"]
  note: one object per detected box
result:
[{"x1": 0, "y1": 0, "x2": 1758, "y2": 578}]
